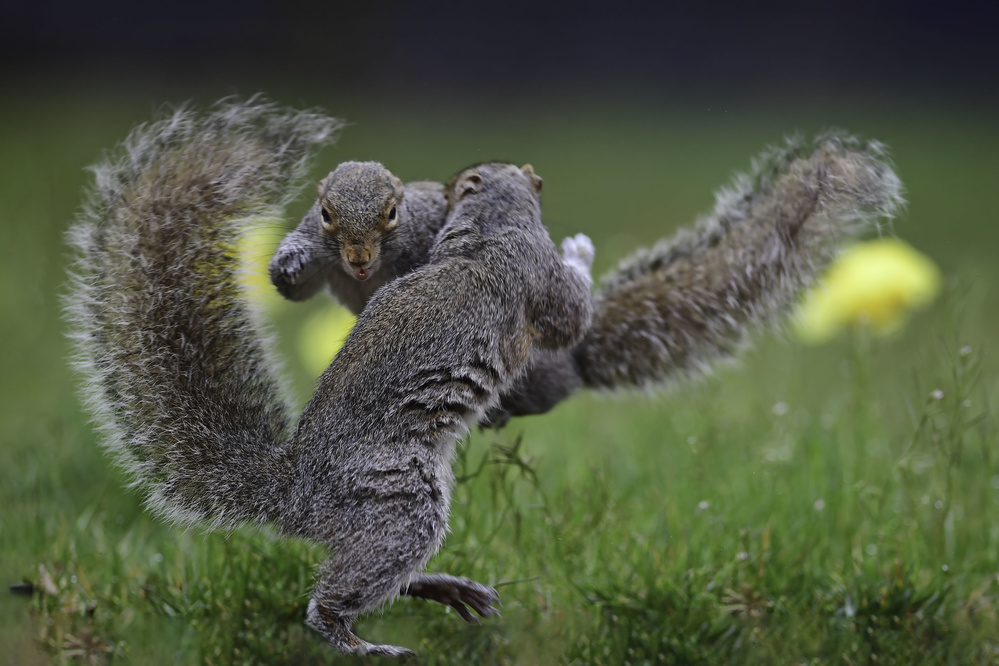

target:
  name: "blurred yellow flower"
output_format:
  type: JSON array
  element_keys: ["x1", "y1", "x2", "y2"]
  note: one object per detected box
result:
[
  {"x1": 237, "y1": 221, "x2": 286, "y2": 312},
  {"x1": 236, "y1": 222, "x2": 357, "y2": 375},
  {"x1": 299, "y1": 306, "x2": 357, "y2": 377},
  {"x1": 794, "y1": 238, "x2": 942, "y2": 344}
]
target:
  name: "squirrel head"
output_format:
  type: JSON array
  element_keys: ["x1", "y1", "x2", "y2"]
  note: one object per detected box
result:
[
  {"x1": 316, "y1": 161, "x2": 404, "y2": 280},
  {"x1": 445, "y1": 163, "x2": 542, "y2": 211}
]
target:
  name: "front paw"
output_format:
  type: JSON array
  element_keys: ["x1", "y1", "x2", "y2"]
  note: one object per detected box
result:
[
  {"x1": 269, "y1": 246, "x2": 314, "y2": 299},
  {"x1": 270, "y1": 246, "x2": 306, "y2": 282},
  {"x1": 561, "y1": 233, "x2": 595, "y2": 282}
]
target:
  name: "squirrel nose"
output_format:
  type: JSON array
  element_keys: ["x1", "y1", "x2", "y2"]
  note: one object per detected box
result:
[{"x1": 346, "y1": 247, "x2": 372, "y2": 266}]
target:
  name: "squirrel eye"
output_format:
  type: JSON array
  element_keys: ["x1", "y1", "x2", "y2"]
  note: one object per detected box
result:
[
  {"x1": 384, "y1": 205, "x2": 399, "y2": 230},
  {"x1": 319, "y1": 206, "x2": 336, "y2": 232}
]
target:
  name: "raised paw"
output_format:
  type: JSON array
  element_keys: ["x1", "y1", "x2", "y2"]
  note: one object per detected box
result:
[
  {"x1": 561, "y1": 233, "x2": 595, "y2": 281},
  {"x1": 269, "y1": 246, "x2": 309, "y2": 286},
  {"x1": 404, "y1": 573, "x2": 501, "y2": 624},
  {"x1": 268, "y1": 242, "x2": 326, "y2": 301}
]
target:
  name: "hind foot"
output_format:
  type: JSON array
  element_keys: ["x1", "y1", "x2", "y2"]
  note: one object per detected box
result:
[
  {"x1": 307, "y1": 598, "x2": 416, "y2": 658},
  {"x1": 404, "y1": 573, "x2": 501, "y2": 623}
]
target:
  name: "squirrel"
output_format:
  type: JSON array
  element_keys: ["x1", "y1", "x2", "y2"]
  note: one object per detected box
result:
[
  {"x1": 271, "y1": 133, "x2": 904, "y2": 426},
  {"x1": 64, "y1": 100, "x2": 595, "y2": 657},
  {"x1": 270, "y1": 161, "x2": 448, "y2": 313}
]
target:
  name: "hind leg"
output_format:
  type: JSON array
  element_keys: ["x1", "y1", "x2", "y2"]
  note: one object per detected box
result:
[{"x1": 306, "y1": 493, "x2": 445, "y2": 657}]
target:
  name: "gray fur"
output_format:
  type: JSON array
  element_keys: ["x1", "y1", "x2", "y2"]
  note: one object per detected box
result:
[
  {"x1": 293, "y1": 162, "x2": 593, "y2": 655},
  {"x1": 577, "y1": 131, "x2": 904, "y2": 388},
  {"x1": 65, "y1": 108, "x2": 593, "y2": 657},
  {"x1": 65, "y1": 97, "x2": 341, "y2": 528},
  {"x1": 274, "y1": 132, "x2": 903, "y2": 421}
]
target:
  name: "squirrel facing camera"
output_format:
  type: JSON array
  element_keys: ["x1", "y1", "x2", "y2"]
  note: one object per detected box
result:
[
  {"x1": 270, "y1": 161, "x2": 448, "y2": 313},
  {"x1": 65, "y1": 102, "x2": 593, "y2": 657},
  {"x1": 314, "y1": 161, "x2": 403, "y2": 281}
]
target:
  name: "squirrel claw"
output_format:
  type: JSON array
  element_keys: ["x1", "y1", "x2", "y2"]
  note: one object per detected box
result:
[
  {"x1": 269, "y1": 247, "x2": 308, "y2": 291},
  {"x1": 404, "y1": 573, "x2": 501, "y2": 624}
]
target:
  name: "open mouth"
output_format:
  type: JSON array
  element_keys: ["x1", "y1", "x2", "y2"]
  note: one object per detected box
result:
[{"x1": 354, "y1": 267, "x2": 369, "y2": 280}]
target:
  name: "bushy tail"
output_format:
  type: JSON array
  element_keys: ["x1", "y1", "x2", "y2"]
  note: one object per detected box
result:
[
  {"x1": 65, "y1": 98, "x2": 341, "y2": 529},
  {"x1": 576, "y1": 132, "x2": 905, "y2": 390}
]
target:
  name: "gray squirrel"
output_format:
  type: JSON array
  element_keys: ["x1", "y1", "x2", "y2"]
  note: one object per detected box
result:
[
  {"x1": 271, "y1": 136, "x2": 904, "y2": 426},
  {"x1": 64, "y1": 100, "x2": 594, "y2": 657},
  {"x1": 272, "y1": 162, "x2": 448, "y2": 313}
]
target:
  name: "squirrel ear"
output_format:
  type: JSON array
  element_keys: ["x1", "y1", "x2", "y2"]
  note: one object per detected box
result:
[
  {"x1": 316, "y1": 174, "x2": 330, "y2": 198},
  {"x1": 521, "y1": 164, "x2": 543, "y2": 193},
  {"x1": 460, "y1": 172, "x2": 483, "y2": 197}
]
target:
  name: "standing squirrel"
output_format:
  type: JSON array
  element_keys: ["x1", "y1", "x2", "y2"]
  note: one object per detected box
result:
[
  {"x1": 65, "y1": 100, "x2": 594, "y2": 656},
  {"x1": 271, "y1": 135, "x2": 903, "y2": 425}
]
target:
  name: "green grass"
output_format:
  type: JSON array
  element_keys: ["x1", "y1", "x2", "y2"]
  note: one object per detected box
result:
[{"x1": 1, "y1": 88, "x2": 997, "y2": 664}]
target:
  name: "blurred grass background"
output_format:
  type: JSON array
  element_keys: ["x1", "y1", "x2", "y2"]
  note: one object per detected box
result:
[{"x1": 2, "y1": 2, "x2": 998, "y2": 662}]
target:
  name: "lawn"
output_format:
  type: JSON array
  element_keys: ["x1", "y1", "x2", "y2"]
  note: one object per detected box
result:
[{"x1": 1, "y1": 89, "x2": 997, "y2": 664}]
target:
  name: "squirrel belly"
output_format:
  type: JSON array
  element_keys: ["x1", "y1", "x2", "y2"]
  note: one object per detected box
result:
[
  {"x1": 275, "y1": 133, "x2": 904, "y2": 426},
  {"x1": 66, "y1": 106, "x2": 592, "y2": 657}
]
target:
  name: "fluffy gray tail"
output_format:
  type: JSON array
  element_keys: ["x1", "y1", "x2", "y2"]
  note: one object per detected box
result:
[
  {"x1": 65, "y1": 98, "x2": 341, "y2": 529},
  {"x1": 577, "y1": 132, "x2": 905, "y2": 390}
]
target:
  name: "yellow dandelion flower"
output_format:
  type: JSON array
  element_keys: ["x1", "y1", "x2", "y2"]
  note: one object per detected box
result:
[
  {"x1": 299, "y1": 306, "x2": 357, "y2": 377},
  {"x1": 794, "y1": 238, "x2": 942, "y2": 344}
]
